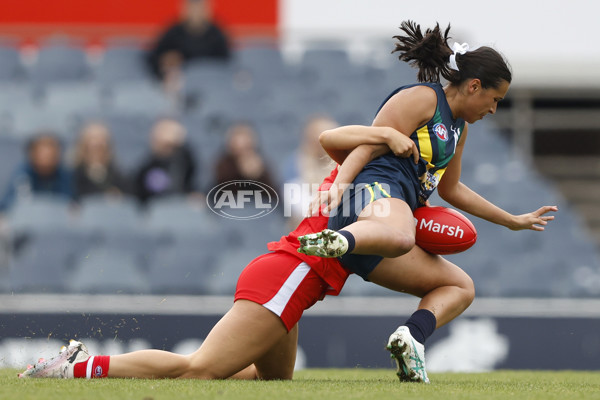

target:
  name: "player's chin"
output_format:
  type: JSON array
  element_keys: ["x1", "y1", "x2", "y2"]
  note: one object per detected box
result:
[{"x1": 466, "y1": 115, "x2": 485, "y2": 124}]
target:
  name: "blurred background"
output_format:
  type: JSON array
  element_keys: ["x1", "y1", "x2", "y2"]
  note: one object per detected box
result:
[{"x1": 0, "y1": 0, "x2": 599, "y2": 372}]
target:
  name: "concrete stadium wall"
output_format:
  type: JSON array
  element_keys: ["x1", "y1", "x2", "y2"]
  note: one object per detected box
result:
[{"x1": 2, "y1": 295, "x2": 599, "y2": 371}]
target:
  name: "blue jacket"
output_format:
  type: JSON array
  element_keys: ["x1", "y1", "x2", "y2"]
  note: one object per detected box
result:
[{"x1": 0, "y1": 162, "x2": 73, "y2": 212}]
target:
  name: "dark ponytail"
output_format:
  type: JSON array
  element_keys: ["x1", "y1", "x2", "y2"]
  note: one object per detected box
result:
[{"x1": 392, "y1": 20, "x2": 512, "y2": 89}]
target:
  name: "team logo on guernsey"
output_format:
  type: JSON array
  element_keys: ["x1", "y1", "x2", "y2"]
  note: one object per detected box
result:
[{"x1": 433, "y1": 123, "x2": 449, "y2": 142}]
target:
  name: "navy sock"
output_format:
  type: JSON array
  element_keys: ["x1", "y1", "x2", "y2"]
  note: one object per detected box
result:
[
  {"x1": 404, "y1": 309, "x2": 437, "y2": 344},
  {"x1": 337, "y1": 230, "x2": 355, "y2": 253}
]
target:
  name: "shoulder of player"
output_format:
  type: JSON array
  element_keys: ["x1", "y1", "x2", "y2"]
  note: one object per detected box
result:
[
  {"x1": 380, "y1": 85, "x2": 438, "y2": 126},
  {"x1": 397, "y1": 84, "x2": 438, "y2": 103}
]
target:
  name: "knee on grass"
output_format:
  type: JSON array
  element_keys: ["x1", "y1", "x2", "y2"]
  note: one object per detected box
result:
[{"x1": 180, "y1": 358, "x2": 229, "y2": 380}]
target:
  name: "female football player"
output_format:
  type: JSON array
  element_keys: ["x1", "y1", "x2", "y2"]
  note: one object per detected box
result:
[
  {"x1": 20, "y1": 21, "x2": 556, "y2": 384},
  {"x1": 297, "y1": 21, "x2": 556, "y2": 381}
]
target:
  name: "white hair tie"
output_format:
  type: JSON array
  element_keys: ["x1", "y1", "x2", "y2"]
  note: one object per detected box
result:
[{"x1": 449, "y1": 42, "x2": 470, "y2": 71}]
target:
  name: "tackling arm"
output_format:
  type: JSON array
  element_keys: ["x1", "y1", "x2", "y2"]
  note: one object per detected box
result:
[{"x1": 309, "y1": 143, "x2": 389, "y2": 216}]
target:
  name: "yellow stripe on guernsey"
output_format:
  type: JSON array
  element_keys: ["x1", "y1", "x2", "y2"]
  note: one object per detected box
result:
[
  {"x1": 365, "y1": 182, "x2": 391, "y2": 204},
  {"x1": 416, "y1": 125, "x2": 434, "y2": 168},
  {"x1": 374, "y1": 182, "x2": 391, "y2": 198},
  {"x1": 366, "y1": 184, "x2": 375, "y2": 203}
]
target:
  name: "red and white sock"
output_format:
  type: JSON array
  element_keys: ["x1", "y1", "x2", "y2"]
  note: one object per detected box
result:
[{"x1": 73, "y1": 355, "x2": 111, "y2": 379}]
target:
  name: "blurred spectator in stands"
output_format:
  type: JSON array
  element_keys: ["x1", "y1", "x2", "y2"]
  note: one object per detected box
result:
[
  {"x1": 133, "y1": 118, "x2": 199, "y2": 205},
  {"x1": 147, "y1": 0, "x2": 231, "y2": 92},
  {"x1": 0, "y1": 133, "x2": 73, "y2": 213},
  {"x1": 214, "y1": 121, "x2": 278, "y2": 193},
  {"x1": 281, "y1": 115, "x2": 338, "y2": 228},
  {"x1": 71, "y1": 122, "x2": 129, "y2": 201}
]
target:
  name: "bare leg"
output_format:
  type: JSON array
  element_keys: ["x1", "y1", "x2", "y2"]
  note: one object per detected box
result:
[
  {"x1": 108, "y1": 300, "x2": 289, "y2": 379},
  {"x1": 254, "y1": 324, "x2": 298, "y2": 380},
  {"x1": 368, "y1": 245, "x2": 475, "y2": 327},
  {"x1": 341, "y1": 198, "x2": 416, "y2": 258},
  {"x1": 224, "y1": 324, "x2": 298, "y2": 380}
]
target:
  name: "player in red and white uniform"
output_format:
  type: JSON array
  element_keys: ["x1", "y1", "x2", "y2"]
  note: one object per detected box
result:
[
  {"x1": 20, "y1": 20, "x2": 557, "y2": 384},
  {"x1": 20, "y1": 168, "x2": 353, "y2": 381}
]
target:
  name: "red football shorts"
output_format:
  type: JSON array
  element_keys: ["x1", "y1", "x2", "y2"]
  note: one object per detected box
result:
[{"x1": 234, "y1": 251, "x2": 330, "y2": 331}]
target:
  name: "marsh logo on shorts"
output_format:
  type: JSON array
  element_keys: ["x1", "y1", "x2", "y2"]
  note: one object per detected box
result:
[
  {"x1": 433, "y1": 123, "x2": 449, "y2": 141},
  {"x1": 207, "y1": 180, "x2": 279, "y2": 220}
]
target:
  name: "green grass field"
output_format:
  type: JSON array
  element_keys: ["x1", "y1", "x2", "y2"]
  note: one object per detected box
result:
[{"x1": 2, "y1": 368, "x2": 600, "y2": 400}]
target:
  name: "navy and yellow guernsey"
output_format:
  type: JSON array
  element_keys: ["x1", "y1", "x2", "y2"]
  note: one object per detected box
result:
[
  {"x1": 327, "y1": 82, "x2": 465, "y2": 280},
  {"x1": 376, "y1": 82, "x2": 465, "y2": 206}
]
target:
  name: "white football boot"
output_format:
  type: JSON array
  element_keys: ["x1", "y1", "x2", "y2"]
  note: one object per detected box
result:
[
  {"x1": 387, "y1": 326, "x2": 430, "y2": 383},
  {"x1": 297, "y1": 229, "x2": 349, "y2": 258},
  {"x1": 19, "y1": 340, "x2": 90, "y2": 379}
]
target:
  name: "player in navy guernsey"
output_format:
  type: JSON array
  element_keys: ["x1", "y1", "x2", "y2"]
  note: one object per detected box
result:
[
  {"x1": 377, "y1": 82, "x2": 466, "y2": 205},
  {"x1": 298, "y1": 21, "x2": 557, "y2": 382},
  {"x1": 19, "y1": 21, "x2": 557, "y2": 385}
]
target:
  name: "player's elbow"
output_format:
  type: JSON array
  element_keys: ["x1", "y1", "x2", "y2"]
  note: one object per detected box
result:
[
  {"x1": 437, "y1": 184, "x2": 457, "y2": 205},
  {"x1": 319, "y1": 129, "x2": 337, "y2": 150}
]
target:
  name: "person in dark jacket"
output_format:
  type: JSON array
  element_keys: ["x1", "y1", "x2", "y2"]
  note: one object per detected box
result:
[
  {"x1": 147, "y1": 0, "x2": 231, "y2": 81},
  {"x1": 0, "y1": 133, "x2": 72, "y2": 213},
  {"x1": 71, "y1": 122, "x2": 128, "y2": 201},
  {"x1": 133, "y1": 118, "x2": 199, "y2": 205}
]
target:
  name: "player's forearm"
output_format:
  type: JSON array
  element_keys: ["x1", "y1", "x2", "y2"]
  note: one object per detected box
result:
[
  {"x1": 319, "y1": 125, "x2": 396, "y2": 165},
  {"x1": 439, "y1": 181, "x2": 517, "y2": 228},
  {"x1": 333, "y1": 144, "x2": 386, "y2": 187}
]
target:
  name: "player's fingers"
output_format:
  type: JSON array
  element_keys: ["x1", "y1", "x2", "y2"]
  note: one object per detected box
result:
[
  {"x1": 412, "y1": 143, "x2": 420, "y2": 164},
  {"x1": 536, "y1": 205, "x2": 558, "y2": 216}
]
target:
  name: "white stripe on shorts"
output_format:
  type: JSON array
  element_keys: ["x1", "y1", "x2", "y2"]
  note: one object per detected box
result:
[
  {"x1": 262, "y1": 262, "x2": 311, "y2": 317},
  {"x1": 86, "y1": 355, "x2": 95, "y2": 379}
]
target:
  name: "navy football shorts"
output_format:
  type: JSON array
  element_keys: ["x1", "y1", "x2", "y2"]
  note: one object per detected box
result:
[{"x1": 327, "y1": 156, "x2": 421, "y2": 280}]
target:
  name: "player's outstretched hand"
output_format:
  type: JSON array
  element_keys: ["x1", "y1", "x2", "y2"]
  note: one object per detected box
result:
[{"x1": 508, "y1": 205, "x2": 558, "y2": 231}]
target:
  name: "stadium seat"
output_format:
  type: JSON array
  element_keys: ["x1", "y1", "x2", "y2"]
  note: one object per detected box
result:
[
  {"x1": 147, "y1": 238, "x2": 218, "y2": 294},
  {"x1": 204, "y1": 244, "x2": 264, "y2": 295},
  {"x1": 145, "y1": 196, "x2": 217, "y2": 235},
  {"x1": 236, "y1": 46, "x2": 286, "y2": 71},
  {"x1": 78, "y1": 195, "x2": 142, "y2": 232},
  {"x1": 67, "y1": 247, "x2": 150, "y2": 294},
  {"x1": 9, "y1": 229, "x2": 81, "y2": 293},
  {"x1": 6, "y1": 195, "x2": 74, "y2": 234},
  {"x1": 90, "y1": 228, "x2": 164, "y2": 272},
  {"x1": 0, "y1": 45, "x2": 24, "y2": 82},
  {"x1": 300, "y1": 47, "x2": 363, "y2": 88},
  {"x1": 43, "y1": 82, "x2": 104, "y2": 116},
  {"x1": 0, "y1": 136, "x2": 24, "y2": 190},
  {"x1": 110, "y1": 81, "x2": 176, "y2": 115},
  {"x1": 96, "y1": 45, "x2": 152, "y2": 85},
  {"x1": 217, "y1": 210, "x2": 287, "y2": 250},
  {"x1": 234, "y1": 45, "x2": 295, "y2": 88},
  {"x1": 183, "y1": 59, "x2": 236, "y2": 92},
  {"x1": 30, "y1": 44, "x2": 91, "y2": 84}
]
